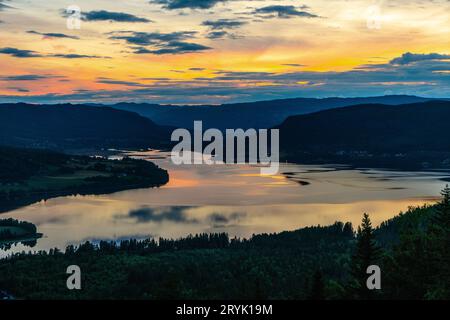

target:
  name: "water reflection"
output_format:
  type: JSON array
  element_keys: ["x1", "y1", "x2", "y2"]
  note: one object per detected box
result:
[
  {"x1": 0, "y1": 239, "x2": 37, "y2": 251},
  {"x1": 1, "y1": 150, "x2": 448, "y2": 257},
  {"x1": 117, "y1": 206, "x2": 199, "y2": 224}
]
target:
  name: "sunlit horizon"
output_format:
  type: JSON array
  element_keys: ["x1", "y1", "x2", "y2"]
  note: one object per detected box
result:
[{"x1": 0, "y1": 0, "x2": 449, "y2": 104}]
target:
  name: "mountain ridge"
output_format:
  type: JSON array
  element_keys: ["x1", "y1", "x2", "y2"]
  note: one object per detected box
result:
[
  {"x1": 0, "y1": 103, "x2": 172, "y2": 151},
  {"x1": 277, "y1": 100, "x2": 450, "y2": 169},
  {"x1": 99, "y1": 95, "x2": 443, "y2": 129}
]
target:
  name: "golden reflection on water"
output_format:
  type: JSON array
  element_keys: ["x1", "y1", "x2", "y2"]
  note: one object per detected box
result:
[{"x1": 1, "y1": 150, "x2": 448, "y2": 256}]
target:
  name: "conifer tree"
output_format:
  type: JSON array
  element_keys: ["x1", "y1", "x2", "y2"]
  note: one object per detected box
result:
[
  {"x1": 349, "y1": 213, "x2": 381, "y2": 299},
  {"x1": 425, "y1": 185, "x2": 450, "y2": 298},
  {"x1": 432, "y1": 184, "x2": 450, "y2": 229}
]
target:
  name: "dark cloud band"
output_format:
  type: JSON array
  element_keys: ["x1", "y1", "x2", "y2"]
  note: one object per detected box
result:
[
  {"x1": 62, "y1": 9, "x2": 151, "y2": 23},
  {"x1": 0, "y1": 47, "x2": 109, "y2": 59},
  {"x1": 27, "y1": 30, "x2": 79, "y2": 40},
  {"x1": 151, "y1": 0, "x2": 227, "y2": 10},
  {"x1": 390, "y1": 52, "x2": 450, "y2": 65},
  {"x1": 253, "y1": 5, "x2": 318, "y2": 19}
]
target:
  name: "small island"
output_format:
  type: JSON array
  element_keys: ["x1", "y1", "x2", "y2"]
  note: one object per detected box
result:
[
  {"x1": 0, "y1": 146, "x2": 169, "y2": 213},
  {"x1": 0, "y1": 218, "x2": 42, "y2": 248}
]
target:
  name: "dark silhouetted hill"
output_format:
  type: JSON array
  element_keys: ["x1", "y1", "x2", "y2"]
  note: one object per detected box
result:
[
  {"x1": 0, "y1": 103, "x2": 171, "y2": 150},
  {"x1": 107, "y1": 95, "x2": 436, "y2": 129},
  {"x1": 277, "y1": 100, "x2": 450, "y2": 169}
]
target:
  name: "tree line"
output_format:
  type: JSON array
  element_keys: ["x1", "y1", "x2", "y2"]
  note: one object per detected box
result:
[{"x1": 0, "y1": 186, "x2": 449, "y2": 299}]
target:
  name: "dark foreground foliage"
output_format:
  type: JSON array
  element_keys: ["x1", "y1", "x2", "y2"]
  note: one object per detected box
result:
[{"x1": 0, "y1": 188, "x2": 449, "y2": 300}]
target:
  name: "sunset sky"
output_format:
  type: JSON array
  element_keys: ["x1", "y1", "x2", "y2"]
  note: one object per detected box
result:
[{"x1": 0, "y1": 0, "x2": 449, "y2": 104}]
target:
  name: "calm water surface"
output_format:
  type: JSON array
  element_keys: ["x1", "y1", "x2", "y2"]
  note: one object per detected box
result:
[{"x1": 1, "y1": 150, "x2": 448, "y2": 257}]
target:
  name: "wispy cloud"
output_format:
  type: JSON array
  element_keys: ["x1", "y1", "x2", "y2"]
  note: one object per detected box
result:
[
  {"x1": 62, "y1": 10, "x2": 151, "y2": 23},
  {"x1": 0, "y1": 47, "x2": 43, "y2": 58},
  {"x1": 282, "y1": 63, "x2": 306, "y2": 67},
  {"x1": 110, "y1": 31, "x2": 197, "y2": 46},
  {"x1": 151, "y1": 0, "x2": 227, "y2": 10},
  {"x1": 202, "y1": 19, "x2": 246, "y2": 30},
  {"x1": 0, "y1": 74, "x2": 56, "y2": 81},
  {"x1": 27, "y1": 30, "x2": 79, "y2": 40},
  {"x1": 6, "y1": 87, "x2": 29, "y2": 92},
  {"x1": 0, "y1": 47, "x2": 110, "y2": 59},
  {"x1": 253, "y1": 5, "x2": 319, "y2": 19},
  {"x1": 189, "y1": 67, "x2": 205, "y2": 71},
  {"x1": 110, "y1": 31, "x2": 210, "y2": 55},
  {"x1": 52, "y1": 53, "x2": 110, "y2": 59},
  {"x1": 205, "y1": 30, "x2": 230, "y2": 39},
  {"x1": 96, "y1": 77, "x2": 148, "y2": 87},
  {"x1": 149, "y1": 41, "x2": 210, "y2": 54},
  {"x1": 202, "y1": 18, "x2": 246, "y2": 39},
  {"x1": 0, "y1": 0, "x2": 12, "y2": 11}
]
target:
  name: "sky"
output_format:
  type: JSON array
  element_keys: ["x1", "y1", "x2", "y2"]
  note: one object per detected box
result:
[{"x1": 0, "y1": 0, "x2": 449, "y2": 104}]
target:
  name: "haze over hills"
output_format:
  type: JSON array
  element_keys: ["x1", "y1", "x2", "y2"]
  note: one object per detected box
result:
[
  {"x1": 0, "y1": 103, "x2": 171, "y2": 151},
  {"x1": 277, "y1": 100, "x2": 450, "y2": 169},
  {"x1": 105, "y1": 95, "x2": 437, "y2": 130}
]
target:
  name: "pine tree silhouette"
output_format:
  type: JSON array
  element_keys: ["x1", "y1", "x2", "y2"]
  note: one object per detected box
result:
[
  {"x1": 425, "y1": 185, "x2": 450, "y2": 298},
  {"x1": 349, "y1": 213, "x2": 381, "y2": 299},
  {"x1": 433, "y1": 184, "x2": 450, "y2": 229}
]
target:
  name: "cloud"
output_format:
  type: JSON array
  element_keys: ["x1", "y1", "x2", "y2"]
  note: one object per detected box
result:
[
  {"x1": 2, "y1": 52, "x2": 449, "y2": 104},
  {"x1": 151, "y1": 0, "x2": 227, "y2": 10},
  {"x1": 282, "y1": 63, "x2": 306, "y2": 67},
  {"x1": 253, "y1": 5, "x2": 318, "y2": 19},
  {"x1": 390, "y1": 52, "x2": 450, "y2": 65},
  {"x1": 27, "y1": 30, "x2": 79, "y2": 40},
  {"x1": 202, "y1": 19, "x2": 246, "y2": 39},
  {"x1": 122, "y1": 206, "x2": 198, "y2": 224},
  {"x1": 0, "y1": 47, "x2": 42, "y2": 57},
  {"x1": 0, "y1": 74, "x2": 51, "y2": 81},
  {"x1": 133, "y1": 47, "x2": 152, "y2": 54},
  {"x1": 202, "y1": 19, "x2": 246, "y2": 30},
  {"x1": 6, "y1": 87, "x2": 29, "y2": 92},
  {"x1": 62, "y1": 10, "x2": 151, "y2": 22},
  {"x1": 189, "y1": 67, "x2": 205, "y2": 71},
  {"x1": 0, "y1": 47, "x2": 109, "y2": 59},
  {"x1": 206, "y1": 30, "x2": 229, "y2": 39},
  {"x1": 110, "y1": 31, "x2": 197, "y2": 46},
  {"x1": 148, "y1": 41, "x2": 211, "y2": 54},
  {"x1": 96, "y1": 77, "x2": 148, "y2": 87},
  {"x1": 110, "y1": 31, "x2": 210, "y2": 55},
  {"x1": 0, "y1": 1, "x2": 12, "y2": 11},
  {"x1": 52, "y1": 53, "x2": 109, "y2": 59}
]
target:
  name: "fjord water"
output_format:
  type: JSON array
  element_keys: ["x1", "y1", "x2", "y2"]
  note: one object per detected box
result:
[{"x1": 1, "y1": 150, "x2": 448, "y2": 257}]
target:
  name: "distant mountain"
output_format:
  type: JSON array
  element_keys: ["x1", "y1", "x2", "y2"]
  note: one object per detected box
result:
[
  {"x1": 0, "y1": 103, "x2": 171, "y2": 151},
  {"x1": 106, "y1": 95, "x2": 437, "y2": 130},
  {"x1": 277, "y1": 100, "x2": 450, "y2": 169}
]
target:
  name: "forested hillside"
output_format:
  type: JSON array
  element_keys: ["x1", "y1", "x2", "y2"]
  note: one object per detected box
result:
[
  {"x1": 278, "y1": 100, "x2": 450, "y2": 169},
  {"x1": 0, "y1": 146, "x2": 169, "y2": 213},
  {"x1": 1, "y1": 186, "x2": 448, "y2": 300},
  {"x1": 108, "y1": 95, "x2": 433, "y2": 130},
  {"x1": 0, "y1": 103, "x2": 171, "y2": 150}
]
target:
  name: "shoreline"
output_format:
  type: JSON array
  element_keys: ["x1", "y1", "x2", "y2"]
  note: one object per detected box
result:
[{"x1": 0, "y1": 147, "x2": 169, "y2": 214}]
